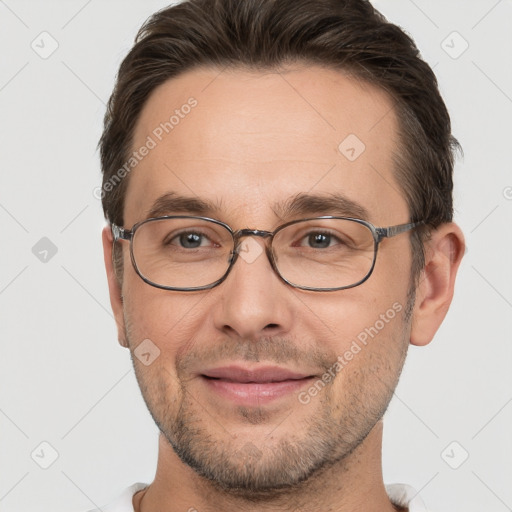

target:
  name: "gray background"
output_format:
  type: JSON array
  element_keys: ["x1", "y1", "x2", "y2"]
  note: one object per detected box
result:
[{"x1": 0, "y1": 1, "x2": 511, "y2": 511}]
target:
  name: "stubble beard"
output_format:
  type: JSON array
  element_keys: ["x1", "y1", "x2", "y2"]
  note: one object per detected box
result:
[{"x1": 126, "y1": 295, "x2": 413, "y2": 499}]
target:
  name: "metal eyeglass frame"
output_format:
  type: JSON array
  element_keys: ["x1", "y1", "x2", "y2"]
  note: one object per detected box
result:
[{"x1": 111, "y1": 215, "x2": 423, "y2": 292}]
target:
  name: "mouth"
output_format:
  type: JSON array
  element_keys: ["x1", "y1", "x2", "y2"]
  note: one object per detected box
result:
[{"x1": 200, "y1": 365, "x2": 317, "y2": 405}]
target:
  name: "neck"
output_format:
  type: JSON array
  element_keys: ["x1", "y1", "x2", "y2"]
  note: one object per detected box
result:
[{"x1": 135, "y1": 421, "x2": 399, "y2": 512}]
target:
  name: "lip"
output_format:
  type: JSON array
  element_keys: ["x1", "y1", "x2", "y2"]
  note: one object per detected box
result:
[
  {"x1": 202, "y1": 365, "x2": 311, "y2": 382},
  {"x1": 200, "y1": 365, "x2": 316, "y2": 406}
]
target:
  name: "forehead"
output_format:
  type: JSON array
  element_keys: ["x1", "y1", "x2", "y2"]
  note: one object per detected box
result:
[{"x1": 125, "y1": 65, "x2": 407, "y2": 226}]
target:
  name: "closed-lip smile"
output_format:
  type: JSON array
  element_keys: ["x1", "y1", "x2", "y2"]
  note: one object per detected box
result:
[{"x1": 200, "y1": 365, "x2": 316, "y2": 405}]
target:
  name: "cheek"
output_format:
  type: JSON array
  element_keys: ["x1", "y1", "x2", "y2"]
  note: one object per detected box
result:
[
  {"x1": 295, "y1": 283, "x2": 410, "y2": 393},
  {"x1": 296, "y1": 284, "x2": 408, "y2": 349},
  {"x1": 374, "y1": 236, "x2": 414, "y2": 295},
  {"x1": 122, "y1": 271, "x2": 210, "y2": 360},
  {"x1": 328, "y1": 307, "x2": 409, "y2": 409}
]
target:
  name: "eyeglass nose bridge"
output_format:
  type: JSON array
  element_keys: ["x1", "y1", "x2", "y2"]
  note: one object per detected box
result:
[
  {"x1": 234, "y1": 228, "x2": 273, "y2": 239},
  {"x1": 225, "y1": 228, "x2": 285, "y2": 288},
  {"x1": 231, "y1": 228, "x2": 274, "y2": 256},
  {"x1": 228, "y1": 227, "x2": 279, "y2": 265},
  {"x1": 232, "y1": 228, "x2": 274, "y2": 250}
]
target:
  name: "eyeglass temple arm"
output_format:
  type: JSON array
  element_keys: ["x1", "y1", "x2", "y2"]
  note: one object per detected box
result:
[
  {"x1": 111, "y1": 223, "x2": 132, "y2": 242},
  {"x1": 375, "y1": 221, "x2": 423, "y2": 242}
]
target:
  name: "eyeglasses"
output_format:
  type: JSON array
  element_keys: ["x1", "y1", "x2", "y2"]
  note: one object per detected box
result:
[{"x1": 111, "y1": 216, "x2": 422, "y2": 292}]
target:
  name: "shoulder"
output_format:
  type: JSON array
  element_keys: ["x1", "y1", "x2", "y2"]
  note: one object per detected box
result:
[
  {"x1": 386, "y1": 483, "x2": 431, "y2": 512},
  {"x1": 84, "y1": 483, "x2": 148, "y2": 512}
]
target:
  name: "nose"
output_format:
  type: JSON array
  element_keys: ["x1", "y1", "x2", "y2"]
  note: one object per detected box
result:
[{"x1": 212, "y1": 237, "x2": 294, "y2": 341}]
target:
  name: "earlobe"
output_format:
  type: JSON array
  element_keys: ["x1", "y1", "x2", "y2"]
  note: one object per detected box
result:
[
  {"x1": 410, "y1": 223, "x2": 465, "y2": 347},
  {"x1": 102, "y1": 226, "x2": 128, "y2": 348}
]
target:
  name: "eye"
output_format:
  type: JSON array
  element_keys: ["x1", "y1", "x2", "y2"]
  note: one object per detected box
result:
[
  {"x1": 307, "y1": 232, "x2": 334, "y2": 249},
  {"x1": 298, "y1": 231, "x2": 345, "y2": 249},
  {"x1": 169, "y1": 231, "x2": 213, "y2": 249}
]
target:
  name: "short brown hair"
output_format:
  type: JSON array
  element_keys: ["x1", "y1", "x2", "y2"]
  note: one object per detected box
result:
[{"x1": 99, "y1": 0, "x2": 460, "y2": 279}]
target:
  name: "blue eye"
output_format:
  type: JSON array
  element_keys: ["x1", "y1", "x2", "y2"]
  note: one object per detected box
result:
[
  {"x1": 298, "y1": 231, "x2": 345, "y2": 249},
  {"x1": 307, "y1": 233, "x2": 332, "y2": 248},
  {"x1": 160, "y1": 224, "x2": 227, "y2": 252},
  {"x1": 177, "y1": 232, "x2": 204, "y2": 248}
]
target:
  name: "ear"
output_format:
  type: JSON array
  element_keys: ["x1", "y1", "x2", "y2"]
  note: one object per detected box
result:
[
  {"x1": 410, "y1": 222, "x2": 465, "y2": 346},
  {"x1": 102, "y1": 226, "x2": 128, "y2": 348}
]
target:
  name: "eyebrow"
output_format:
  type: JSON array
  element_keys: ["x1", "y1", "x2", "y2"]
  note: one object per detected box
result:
[
  {"x1": 272, "y1": 192, "x2": 370, "y2": 221},
  {"x1": 144, "y1": 191, "x2": 370, "y2": 222},
  {"x1": 145, "y1": 193, "x2": 223, "y2": 219}
]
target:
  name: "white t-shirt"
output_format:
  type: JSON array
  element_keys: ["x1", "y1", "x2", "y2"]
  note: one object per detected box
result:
[{"x1": 86, "y1": 482, "x2": 430, "y2": 511}]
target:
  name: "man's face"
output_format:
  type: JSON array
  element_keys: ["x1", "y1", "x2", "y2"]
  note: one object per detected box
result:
[{"x1": 119, "y1": 66, "x2": 414, "y2": 492}]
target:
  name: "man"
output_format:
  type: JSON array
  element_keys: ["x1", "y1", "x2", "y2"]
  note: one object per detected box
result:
[{"x1": 95, "y1": 0, "x2": 465, "y2": 510}]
